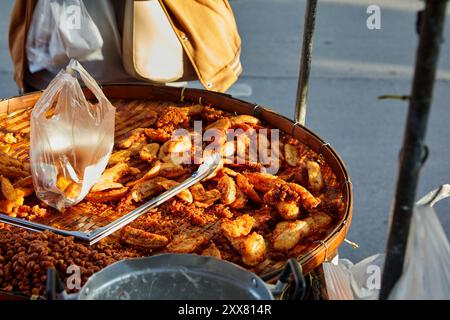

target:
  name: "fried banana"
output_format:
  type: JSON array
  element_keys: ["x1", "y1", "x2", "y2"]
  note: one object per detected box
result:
[
  {"x1": 236, "y1": 173, "x2": 262, "y2": 203},
  {"x1": 121, "y1": 226, "x2": 168, "y2": 249},
  {"x1": 221, "y1": 214, "x2": 255, "y2": 238},
  {"x1": 128, "y1": 136, "x2": 148, "y2": 156},
  {"x1": 166, "y1": 233, "x2": 209, "y2": 253},
  {"x1": 306, "y1": 160, "x2": 323, "y2": 193},
  {"x1": 139, "y1": 143, "x2": 160, "y2": 161},
  {"x1": 130, "y1": 177, "x2": 165, "y2": 202},
  {"x1": 218, "y1": 175, "x2": 237, "y2": 205},
  {"x1": 126, "y1": 161, "x2": 162, "y2": 187},
  {"x1": 244, "y1": 172, "x2": 282, "y2": 193},
  {"x1": 144, "y1": 128, "x2": 171, "y2": 142},
  {"x1": 158, "y1": 162, "x2": 189, "y2": 179},
  {"x1": 272, "y1": 220, "x2": 309, "y2": 251},
  {"x1": 1, "y1": 176, "x2": 17, "y2": 201},
  {"x1": 201, "y1": 242, "x2": 222, "y2": 259},
  {"x1": 230, "y1": 188, "x2": 247, "y2": 209},
  {"x1": 116, "y1": 128, "x2": 145, "y2": 149},
  {"x1": 285, "y1": 144, "x2": 299, "y2": 167},
  {"x1": 86, "y1": 187, "x2": 129, "y2": 202},
  {"x1": 13, "y1": 176, "x2": 33, "y2": 188},
  {"x1": 157, "y1": 179, "x2": 193, "y2": 203},
  {"x1": 91, "y1": 163, "x2": 129, "y2": 192},
  {"x1": 229, "y1": 232, "x2": 267, "y2": 266},
  {"x1": 108, "y1": 150, "x2": 132, "y2": 166}
]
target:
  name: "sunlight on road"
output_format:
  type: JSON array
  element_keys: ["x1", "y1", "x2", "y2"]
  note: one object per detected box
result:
[{"x1": 314, "y1": 58, "x2": 450, "y2": 81}]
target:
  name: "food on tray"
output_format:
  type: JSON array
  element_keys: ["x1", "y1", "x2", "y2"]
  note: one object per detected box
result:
[
  {"x1": 0, "y1": 100, "x2": 345, "y2": 297},
  {"x1": 120, "y1": 226, "x2": 169, "y2": 249},
  {"x1": 201, "y1": 242, "x2": 222, "y2": 259}
]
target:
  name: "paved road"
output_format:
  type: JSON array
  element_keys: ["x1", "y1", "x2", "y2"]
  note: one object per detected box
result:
[{"x1": 1, "y1": 0, "x2": 450, "y2": 262}]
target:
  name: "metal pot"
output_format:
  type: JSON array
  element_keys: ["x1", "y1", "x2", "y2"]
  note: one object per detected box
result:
[{"x1": 47, "y1": 254, "x2": 306, "y2": 300}]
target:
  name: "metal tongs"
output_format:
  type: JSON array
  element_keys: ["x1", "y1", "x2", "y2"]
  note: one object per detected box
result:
[{"x1": 0, "y1": 153, "x2": 221, "y2": 245}]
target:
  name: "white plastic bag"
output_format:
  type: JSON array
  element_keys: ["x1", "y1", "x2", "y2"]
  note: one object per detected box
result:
[
  {"x1": 389, "y1": 184, "x2": 450, "y2": 299},
  {"x1": 323, "y1": 254, "x2": 384, "y2": 300},
  {"x1": 30, "y1": 59, "x2": 115, "y2": 210},
  {"x1": 324, "y1": 184, "x2": 450, "y2": 300},
  {"x1": 26, "y1": 0, "x2": 103, "y2": 73}
]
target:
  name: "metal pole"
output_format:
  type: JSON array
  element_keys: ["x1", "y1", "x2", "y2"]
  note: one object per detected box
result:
[
  {"x1": 379, "y1": 0, "x2": 448, "y2": 299},
  {"x1": 294, "y1": 0, "x2": 318, "y2": 125}
]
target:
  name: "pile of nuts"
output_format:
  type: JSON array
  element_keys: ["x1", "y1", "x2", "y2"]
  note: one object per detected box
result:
[{"x1": 0, "y1": 227, "x2": 141, "y2": 297}]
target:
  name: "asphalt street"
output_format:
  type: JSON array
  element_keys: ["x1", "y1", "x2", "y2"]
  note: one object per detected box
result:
[{"x1": 1, "y1": 0, "x2": 450, "y2": 262}]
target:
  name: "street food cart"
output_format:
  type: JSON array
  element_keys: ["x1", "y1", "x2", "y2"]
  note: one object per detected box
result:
[{"x1": 0, "y1": 0, "x2": 446, "y2": 300}]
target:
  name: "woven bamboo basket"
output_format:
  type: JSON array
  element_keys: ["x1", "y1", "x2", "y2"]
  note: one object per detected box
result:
[{"x1": 0, "y1": 83, "x2": 353, "y2": 284}]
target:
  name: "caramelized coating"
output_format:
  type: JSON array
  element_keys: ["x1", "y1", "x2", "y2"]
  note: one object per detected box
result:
[
  {"x1": 126, "y1": 161, "x2": 162, "y2": 187},
  {"x1": 306, "y1": 160, "x2": 323, "y2": 193},
  {"x1": 128, "y1": 136, "x2": 148, "y2": 156},
  {"x1": 121, "y1": 226, "x2": 168, "y2": 249},
  {"x1": 157, "y1": 179, "x2": 193, "y2": 203},
  {"x1": 91, "y1": 163, "x2": 129, "y2": 192},
  {"x1": 116, "y1": 128, "x2": 145, "y2": 149},
  {"x1": 0, "y1": 152, "x2": 29, "y2": 178},
  {"x1": 1, "y1": 176, "x2": 17, "y2": 201},
  {"x1": 287, "y1": 182, "x2": 321, "y2": 209},
  {"x1": 244, "y1": 172, "x2": 282, "y2": 193},
  {"x1": 201, "y1": 242, "x2": 222, "y2": 259},
  {"x1": 201, "y1": 106, "x2": 226, "y2": 122},
  {"x1": 230, "y1": 115, "x2": 261, "y2": 127},
  {"x1": 230, "y1": 188, "x2": 247, "y2": 209},
  {"x1": 108, "y1": 150, "x2": 131, "y2": 166},
  {"x1": 158, "y1": 162, "x2": 190, "y2": 179},
  {"x1": 284, "y1": 144, "x2": 299, "y2": 167},
  {"x1": 272, "y1": 220, "x2": 309, "y2": 251},
  {"x1": 236, "y1": 173, "x2": 262, "y2": 203},
  {"x1": 218, "y1": 175, "x2": 237, "y2": 205},
  {"x1": 230, "y1": 232, "x2": 267, "y2": 266},
  {"x1": 190, "y1": 183, "x2": 221, "y2": 208},
  {"x1": 166, "y1": 232, "x2": 209, "y2": 253},
  {"x1": 155, "y1": 105, "x2": 202, "y2": 132},
  {"x1": 85, "y1": 187, "x2": 129, "y2": 202},
  {"x1": 304, "y1": 212, "x2": 333, "y2": 234},
  {"x1": 275, "y1": 201, "x2": 300, "y2": 220},
  {"x1": 194, "y1": 191, "x2": 221, "y2": 208},
  {"x1": 190, "y1": 183, "x2": 208, "y2": 201},
  {"x1": 221, "y1": 214, "x2": 255, "y2": 238},
  {"x1": 130, "y1": 177, "x2": 165, "y2": 202},
  {"x1": 139, "y1": 143, "x2": 160, "y2": 161},
  {"x1": 13, "y1": 176, "x2": 33, "y2": 188},
  {"x1": 144, "y1": 128, "x2": 171, "y2": 142}
]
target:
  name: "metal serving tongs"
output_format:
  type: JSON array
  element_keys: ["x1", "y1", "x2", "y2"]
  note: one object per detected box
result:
[{"x1": 0, "y1": 153, "x2": 221, "y2": 245}]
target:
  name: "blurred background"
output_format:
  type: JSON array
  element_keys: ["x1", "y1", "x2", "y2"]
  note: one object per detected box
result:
[{"x1": 1, "y1": 0, "x2": 450, "y2": 262}]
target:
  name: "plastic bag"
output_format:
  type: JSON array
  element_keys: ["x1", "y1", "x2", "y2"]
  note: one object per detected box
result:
[
  {"x1": 324, "y1": 184, "x2": 450, "y2": 300},
  {"x1": 323, "y1": 254, "x2": 384, "y2": 300},
  {"x1": 26, "y1": 0, "x2": 103, "y2": 73},
  {"x1": 389, "y1": 184, "x2": 450, "y2": 299},
  {"x1": 30, "y1": 59, "x2": 115, "y2": 210}
]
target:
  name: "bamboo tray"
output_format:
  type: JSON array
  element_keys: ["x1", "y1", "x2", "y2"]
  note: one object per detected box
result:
[{"x1": 0, "y1": 83, "x2": 353, "y2": 279}]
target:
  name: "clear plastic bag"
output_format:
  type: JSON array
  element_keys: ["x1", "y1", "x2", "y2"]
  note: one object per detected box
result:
[
  {"x1": 323, "y1": 254, "x2": 384, "y2": 300},
  {"x1": 26, "y1": 0, "x2": 103, "y2": 73},
  {"x1": 389, "y1": 184, "x2": 450, "y2": 299},
  {"x1": 30, "y1": 59, "x2": 115, "y2": 210},
  {"x1": 324, "y1": 184, "x2": 450, "y2": 300}
]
